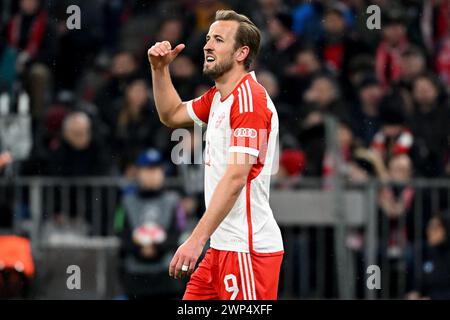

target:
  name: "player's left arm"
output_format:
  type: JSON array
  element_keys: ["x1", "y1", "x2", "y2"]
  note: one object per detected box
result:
[{"x1": 169, "y1": 153, "x2": 255, "y2": 279}]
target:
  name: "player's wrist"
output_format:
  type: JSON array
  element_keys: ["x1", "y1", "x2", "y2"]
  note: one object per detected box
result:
[
  {"x1": 189, "y1": 232, "x2": 209, "y2": 247},
  {"x1": 150, "y1": 64, "x2": 169, "y2": 72}
]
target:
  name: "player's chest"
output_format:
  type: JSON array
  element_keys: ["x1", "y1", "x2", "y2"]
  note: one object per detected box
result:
[{"x1": 207, "y1": 96, "x2": 233, "y2": 137}]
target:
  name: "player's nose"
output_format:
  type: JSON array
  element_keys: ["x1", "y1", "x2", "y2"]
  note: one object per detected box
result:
[{"x1": 203, "y1": 40, "x2": 213, "y2": 51}]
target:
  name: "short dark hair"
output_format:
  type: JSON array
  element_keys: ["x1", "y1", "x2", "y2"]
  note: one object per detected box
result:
[{"x1": 214, "y1": 10, "x2": 261, "y2": 70}]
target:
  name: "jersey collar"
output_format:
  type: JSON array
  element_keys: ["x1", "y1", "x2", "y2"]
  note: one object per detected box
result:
[{"x1": 219, "y1": 71, "x2": 257, "y2": 103}]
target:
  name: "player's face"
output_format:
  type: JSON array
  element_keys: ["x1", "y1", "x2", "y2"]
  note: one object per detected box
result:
[{"x1": 203, "y1": 20, "x2": 240, "y2": 80}]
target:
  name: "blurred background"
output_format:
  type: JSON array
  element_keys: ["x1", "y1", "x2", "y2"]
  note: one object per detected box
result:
[{"x1": 0, "y1": 0, "x2": 449, "y2": 300}]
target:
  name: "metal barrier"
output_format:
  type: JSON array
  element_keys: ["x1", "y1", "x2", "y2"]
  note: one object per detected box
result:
[
  {"x1": 0, "y1": 177, "x2": 449, "y2": 299},
  {"x1": 271, "y1": 179, "x2": 450, "y2": 299}
]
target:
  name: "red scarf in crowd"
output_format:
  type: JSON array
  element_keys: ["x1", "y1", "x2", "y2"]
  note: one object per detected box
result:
[
  {"x1": 375, "y1": 38, "x2": 409, "y2": 89},
  {"x1": 371, "y1": 129, "x2": 413, "y2": 162},
  {"x1": 7, "y1": 10, "x2": 48, "y2": 59},
  {"x1": 422, "y1": 0, "x2": 450, "y2": 52}
]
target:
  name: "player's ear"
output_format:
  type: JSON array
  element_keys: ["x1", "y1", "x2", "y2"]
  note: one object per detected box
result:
[{"x1": 236, "y1": 46, "x2": 250, "y2": 64}]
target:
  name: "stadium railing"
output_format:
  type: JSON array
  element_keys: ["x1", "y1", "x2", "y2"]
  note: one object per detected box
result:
[{"x1": 0, "y1": 176, "x2": 449, "y2": 299}]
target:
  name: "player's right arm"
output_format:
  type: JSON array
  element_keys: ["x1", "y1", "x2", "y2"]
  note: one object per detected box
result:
[{"x1": 148, "y1": 41, "x2": 192, "y2": 128}]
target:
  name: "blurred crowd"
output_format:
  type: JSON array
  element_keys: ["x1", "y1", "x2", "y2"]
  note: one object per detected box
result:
[
  {"x1": 1, "y1": 0, "x2": 450, "y2": 299},
  {"x1": 0, "y1": 0, "x2": 449, "y2": 182}
]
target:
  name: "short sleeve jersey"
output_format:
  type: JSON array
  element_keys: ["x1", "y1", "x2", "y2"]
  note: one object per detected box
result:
[{"x1": 186, "y1": 72, "x2": 283, "y2": 255}]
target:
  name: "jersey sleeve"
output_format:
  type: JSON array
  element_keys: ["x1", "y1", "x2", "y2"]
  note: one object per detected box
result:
[
  {"x1": 229, "y1": 88, "x2": 271, "y2": 158},
  {"x1": 186, "y1": 87, "x2": 216, "y2": 127}
]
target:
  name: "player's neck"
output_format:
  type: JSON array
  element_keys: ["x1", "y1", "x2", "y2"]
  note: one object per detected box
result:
[{"x1": 214, "y1": 68, "x2": 248, "y2": 100}]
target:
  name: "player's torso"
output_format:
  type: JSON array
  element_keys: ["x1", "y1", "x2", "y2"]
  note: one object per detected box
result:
[
  {"x1": 203, "y1": 92, "x2": 233, "y2": 184},
  {"x1": 202, "y1": 80, "x2": 283, "y2": 254}
]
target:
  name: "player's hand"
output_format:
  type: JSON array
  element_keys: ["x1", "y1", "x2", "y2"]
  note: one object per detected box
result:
[
  {"x1": 169, "y1": 236, "x2": 203, "y2": 279},
  {"x1": 148, "y1": 41, "x2": 185, "y2": 70}
]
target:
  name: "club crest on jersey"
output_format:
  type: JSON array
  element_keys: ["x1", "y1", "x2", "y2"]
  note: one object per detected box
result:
[
  {"x1": 233, "y1": 128, "x2": 257, "y2": 139},
  {"x1": 215, "y1": 112, "x2": 226, "y2": 128}
]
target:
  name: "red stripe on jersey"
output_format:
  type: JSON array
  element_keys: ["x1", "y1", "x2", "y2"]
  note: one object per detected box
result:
[{"x1": 246, "y1": 180, "x2": 254, "y2": 253}]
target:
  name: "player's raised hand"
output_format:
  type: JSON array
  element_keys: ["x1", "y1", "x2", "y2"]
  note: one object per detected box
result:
[{"x1": 148, "y1": 41, "x2": 185, "y2": 70}]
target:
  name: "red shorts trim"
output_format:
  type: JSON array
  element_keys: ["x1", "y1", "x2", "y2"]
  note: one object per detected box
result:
[{"x1": 183, "y1": 248, "x2": 283, "y2": 300}]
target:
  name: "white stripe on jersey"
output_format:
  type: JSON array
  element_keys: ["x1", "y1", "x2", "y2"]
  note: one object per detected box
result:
[
  {"x1": 241, "y1": 251, "x2": 253, "y2": 299},
  {"x1": 237, "y1": 87, "x2": 243, "y2": 114},
  {"x1": 245, "y1": 80, "x2": 253, "y2": 112},
  {"x1": 241, "y1": 83, "x2": 248, "y2": 113},
  {"x1": 246, "y1": 253, "x2": 257, "y2": 300},
  {"x1": 237, "y1": 252, "x2": 247, "y2": 300}
]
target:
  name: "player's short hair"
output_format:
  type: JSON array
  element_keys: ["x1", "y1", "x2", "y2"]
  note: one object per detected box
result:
[{"x1": 214, "y1": 10, "x2": 261, "y2": 70}]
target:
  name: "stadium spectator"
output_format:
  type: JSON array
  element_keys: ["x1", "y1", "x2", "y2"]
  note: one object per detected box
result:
[
  {"x1": 173, "y1": 127, "x2": 204, "y2": 219},
  {"x1": 116, "y1": 149, "x2": 186, "y2": 299},
  {"x1": 302, "y1": 74, "x2": 347, "y2": 117},
  {"x1": 291, "y1": 0, "x2": 324, "y2": 42},
  {"x1": 323, "y1": 118, "x2": 360, "y2": 180},
  {"x1": 375, "y1": 8, "x2": 410, "y2": 90},
  {"x1": 170, "y1": 55, "x2": 202, "y2": 101},
  {"x1": 191, "y1": 0, "x2": 229, "y2": 33},
  {"x1": 0, "y1": 32, "x2": 17, "y2": 93},
  {"x1": 378, "y1": 154, "x2": 415, "y2": 227},
  {"x1": 346, "y1": 148, "x2": 380, "y2": 184},
  {"x1": 343, "y1": 54, "x2": 375, "y2": 102},
  {"x1": 435, "y1": 34, "x2": 450, "y2": 89},
  {"x1": 377, "y1": 154, "x2": 416, "y2": 297},
  {"x1": 251, "y1": 0, "x2": 289, "y2": 42},
  {"x1": 351, "y1": 74, "x2": 384, "y2": 146},
  {"x1": 257, "y1": 70, "x2": 297, "y2": 147},
  {"x1": 409, "y1": 74, "x2": 450, "y2": 177},
  {"x1": 94, "y1": 51, "x2": 140, "y2": 132},
  {"x1": 395, "y1": 46, "x2": 428, "y2": 115},
  {"x1": 292, "y1": 0, "x2": 353, "y2": 42},
  {"x1": 53, "y1": 7, "x2": 101, "y2": 92},
  {"x1": 6, "y1": 0, "x2": 56, "y2": 118},
  {"x1": 297, "y1": 75, "x2": 346, "y2": 176},
  {"x1": 259, "y1": 11, "x2": 301, "y2": 79},
  {"x1": 337, "y1": 119, "x2": 358, "y2": 163},
  {"x1": 398, "y1": 46, "x2": 427, "y2": 91},
  {"x1": 282, "y1": 46, "x2": 322, "y2": 107},
  {"x1": 101, "y1": 0, "x2": 128, "y2": 53},
  {"x1": 370, "y1": 95, "x2": 414, "y2": 164},
  {"x1": 317, "y1": 4, "x2": 368, "y2": 76},
  {"x1": 155, "y1": 17, "x2": 185, "y2": 47},
  {"x1": 47, "y1": 112, "x2": 110, "y2": 176},
  {"x1": 420, "y1": 0, "x2": 450, "y2": 54},
  {"x1": 113, "y1": 78, "x2": 166, "y2": 172},
  {"x1": 407, "y1": 214, "x2": 450, "y2": 300}
]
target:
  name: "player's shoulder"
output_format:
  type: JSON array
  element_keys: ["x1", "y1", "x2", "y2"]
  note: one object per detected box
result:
[
  {"x1": 231, "y1": 74, "x2": 269, "y2": 114},
  {"x1": 195, "y1": 86, "x2": 218, "y2": 102},
  {"x1": 246, "y1": 75, "x2": 267, "y2": 103}
]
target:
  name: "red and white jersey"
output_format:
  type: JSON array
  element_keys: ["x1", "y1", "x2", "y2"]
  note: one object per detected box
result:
[{"x1": 186, "y1": 72, "x2": 284, "y2": 255}]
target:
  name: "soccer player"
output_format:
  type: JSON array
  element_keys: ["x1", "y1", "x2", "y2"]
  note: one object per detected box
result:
[{"x1": 148, "y1": 10, "x2": 284, "y2": 300}]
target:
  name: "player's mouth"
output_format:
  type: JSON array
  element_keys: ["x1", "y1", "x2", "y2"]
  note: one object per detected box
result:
[{"x1": 205, "y1": 55, "x2": 216, "y2": 64}]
